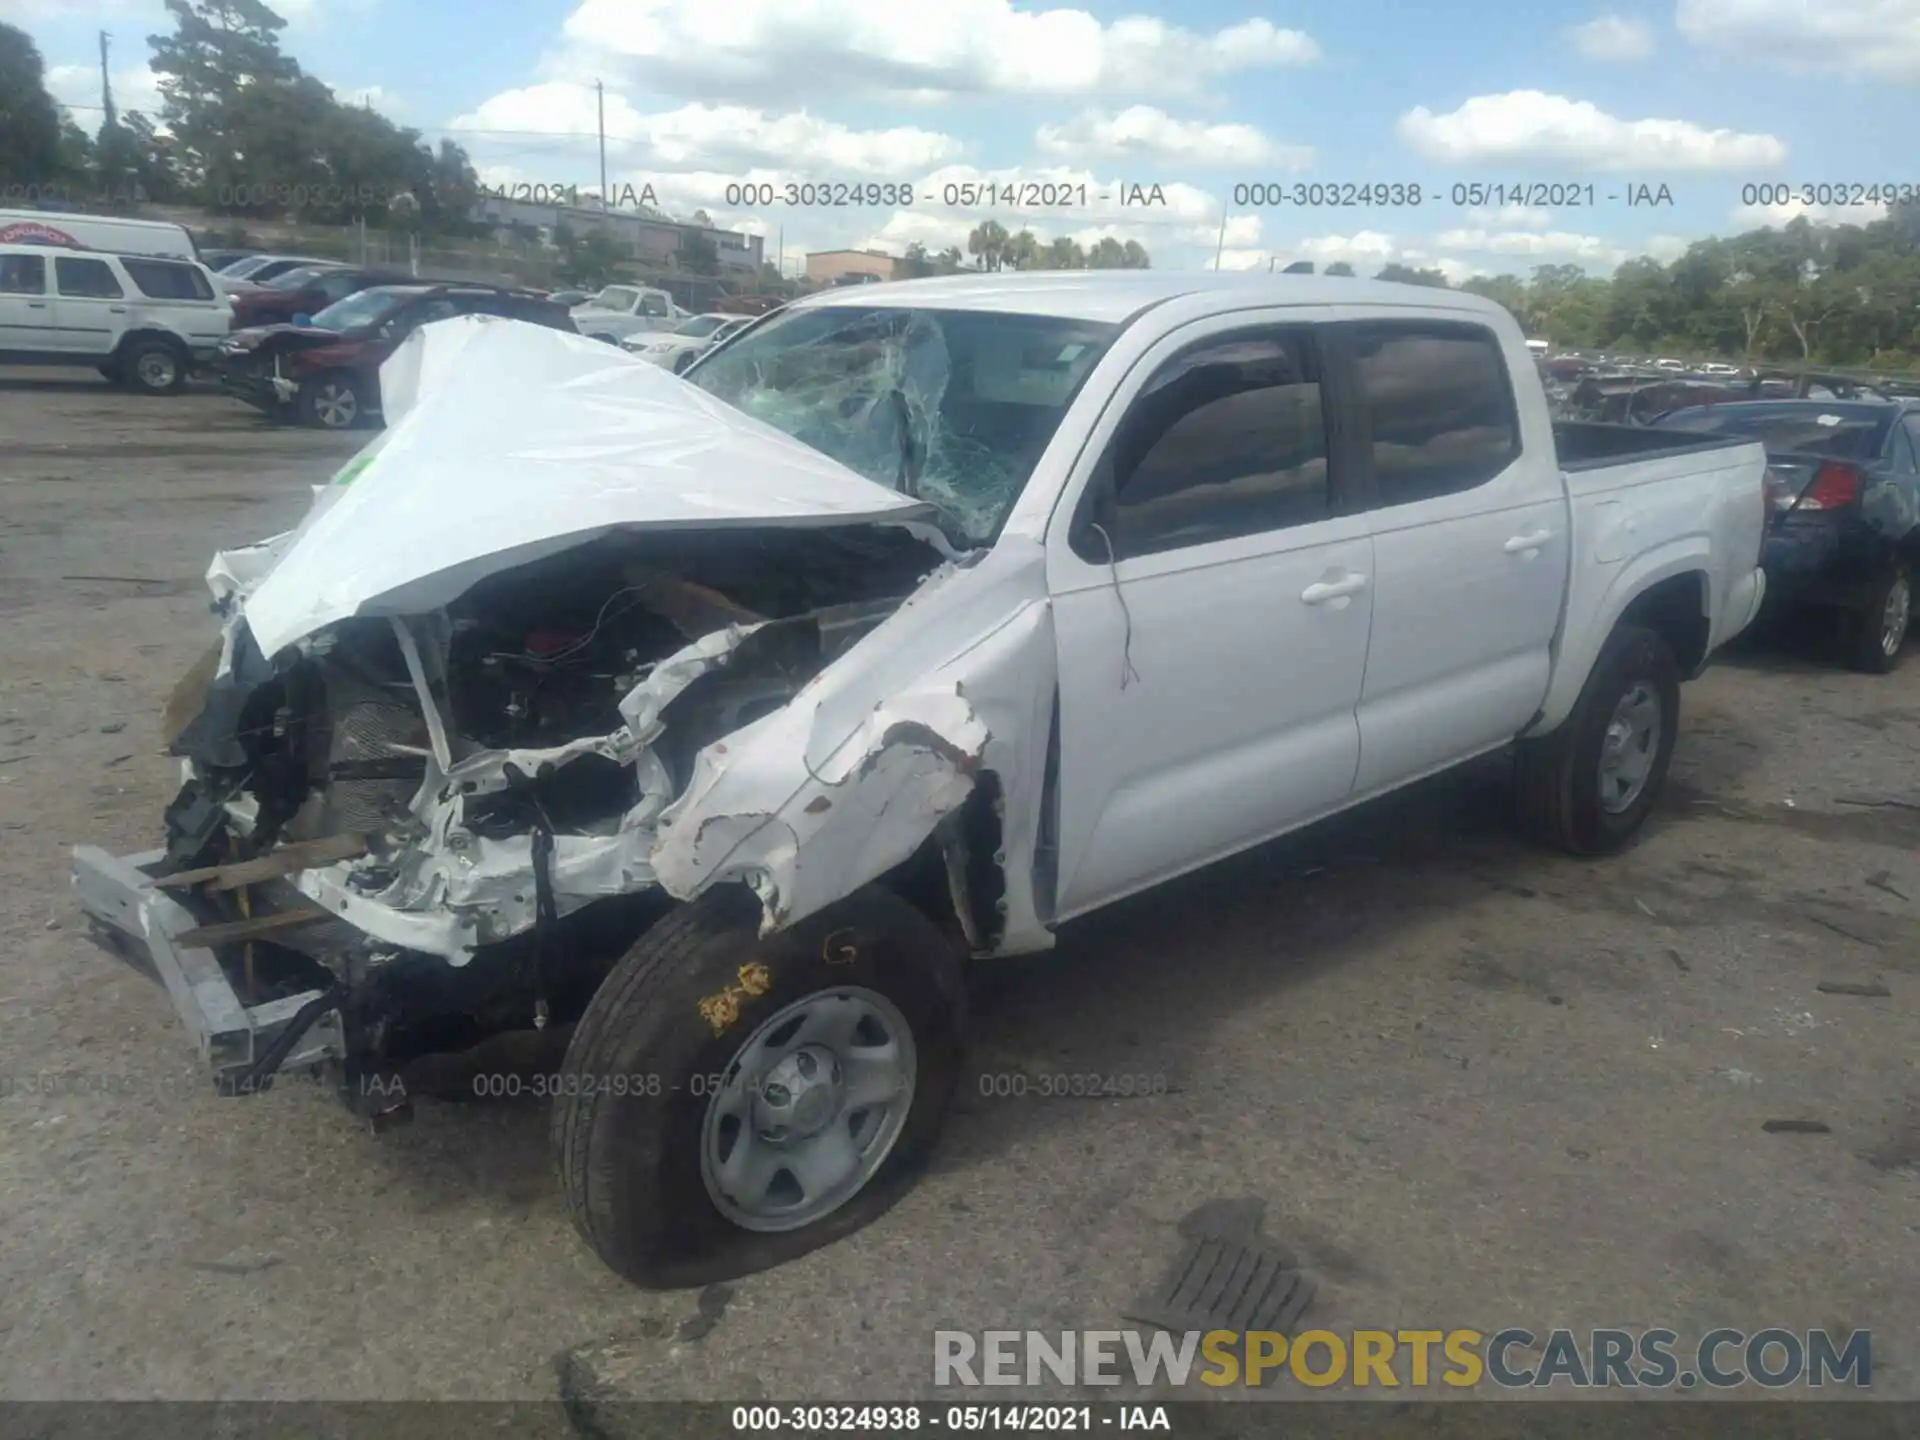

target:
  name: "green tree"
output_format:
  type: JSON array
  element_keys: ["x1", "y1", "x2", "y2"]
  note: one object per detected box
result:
[
  {"x1": 0, "y1": 23, "x2": 68, "y2": 186},
  {"x1": 1087, "y1": 236, "x2": 1128, "y2": 268},
  {"x1": 899, "y1": 242, "x2": 936, "y2": 279},
  {"x1": 1005, "y1": 229, "x2": 1041, "y2": 270},
  {"x1": 679, "y1": 228, "x2": 720, "y2": 275},
  {"x1": 1121, "y1": 238, "x2": 1150, "y2": 269},
  {"x1": 1046, "y1": 235, "x2": 1086, "y2": 268},
  {"x1": 967, "y1": 218, "x2": 1010, "y2": 271},
  {"x1": 1377, "y1": 262, "x2": 1450, "y2": 287}
]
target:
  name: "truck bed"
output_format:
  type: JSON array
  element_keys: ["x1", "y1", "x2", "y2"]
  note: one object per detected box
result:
[{"x1": 1553, "y1": 419, "x2": 1758, "y2": 473}]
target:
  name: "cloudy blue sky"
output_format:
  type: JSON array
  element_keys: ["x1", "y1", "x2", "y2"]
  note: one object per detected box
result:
[{"x1": 6, "y1": 0, "x2": 1912, "y2": 277}]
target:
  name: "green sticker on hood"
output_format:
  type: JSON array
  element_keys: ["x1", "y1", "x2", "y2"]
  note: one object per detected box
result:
[{"x1": 331, "y1": 454, "x2": 374, "y2": 487}]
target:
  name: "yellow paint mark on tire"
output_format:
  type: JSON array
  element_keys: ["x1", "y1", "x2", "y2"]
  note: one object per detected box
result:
[{"x1": 699, "y1": 963, "x2": 777, "y2": 1036}]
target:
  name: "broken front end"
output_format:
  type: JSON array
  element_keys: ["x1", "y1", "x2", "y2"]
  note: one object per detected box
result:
[{"x1": 74, "y1": 522, "x2": 982, "y2": 1112}]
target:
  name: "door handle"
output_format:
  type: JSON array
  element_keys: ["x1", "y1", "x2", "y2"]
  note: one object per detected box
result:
[
  {"x1": 26, "y1": 301, "x2": 48, "y2": 309},
  {"x1": 1504, "y1": 530, "x2": 1553, "y2": 553},
  {"x1": 1301, "y1": 574, "x2": 1368, "y2": 604},
  {"x1": 109, "y1": 305, "x2": 128, "y2": 313}
]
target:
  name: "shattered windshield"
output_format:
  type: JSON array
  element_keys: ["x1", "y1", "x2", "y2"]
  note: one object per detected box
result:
[{"x1": 686, "y1": 304, "x2": 1118, "y2": 545}]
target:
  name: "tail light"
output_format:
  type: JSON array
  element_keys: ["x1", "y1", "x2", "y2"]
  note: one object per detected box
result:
[{"x1": 1794, "y1": 461, "x2": 1862, "y2": 511}]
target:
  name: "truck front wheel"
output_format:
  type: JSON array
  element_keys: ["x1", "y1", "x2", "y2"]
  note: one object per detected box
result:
[
  {"x1": 552, "y1": 884, "x2": 966, "y2": 1287},
  {"x1": 1515, "y1": 624, "x2": 1680, "y2": 856}
]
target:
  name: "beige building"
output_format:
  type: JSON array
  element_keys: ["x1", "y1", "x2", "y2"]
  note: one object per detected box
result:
[{"x1": 804, "y1": 249, "x2": 898, "y2": 285}]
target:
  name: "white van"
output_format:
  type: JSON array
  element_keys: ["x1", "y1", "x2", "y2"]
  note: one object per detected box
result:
[
  {"x1": 0, "y1": 243, "x2": 233, "y2": 394},
  {"x1": 0, "y1": 210, "x2": 198, "y2": 262}
]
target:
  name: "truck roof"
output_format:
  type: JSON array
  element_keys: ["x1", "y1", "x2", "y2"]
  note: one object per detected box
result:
[{"x1": 784, "y1": 270, "x2": 1513, "y2": 325}]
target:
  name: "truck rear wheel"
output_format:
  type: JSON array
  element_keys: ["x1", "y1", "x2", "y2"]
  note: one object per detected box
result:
[
  {"x1": 1515, "y1": 624, "x2": 1680, "y2": 856},
  {"x1": 552, "y1": 884, "x2": 966, "y2": 1288}
]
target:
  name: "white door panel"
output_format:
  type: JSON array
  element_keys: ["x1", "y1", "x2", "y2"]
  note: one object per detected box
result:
[
  {"x1": 1052, "y1": 526, "x2": 1372, "y2": 915},
  {"x1": 0, "y1": 255, "x2": 56, "y2": 349},
  {"x1": 1354, "y1": 494, "x2": 1566, "y2": 790}
]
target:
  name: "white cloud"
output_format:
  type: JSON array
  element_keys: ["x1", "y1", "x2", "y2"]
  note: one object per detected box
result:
[
  {"x1": 1727, "y1": 198, "x2": 1893, "y2": 230},
  {"x1": 1643, "y1": 234, "x2": 1691, "y2": 261},
  {"x1": 556, "y1": 0, "x2": 1318, "y2": 103},
  {"x1": 1570, "y1": 14, "x2": 1655, "y2": 60},
  {"x1": 1435, "y1": 227, "x2": 1631, "y2": 265},
  {"x1": 1035, "y1": 107, "x2": 1312, "y2": 168},
  {"x1": 1398, "y1": 90, "x2": 1785, "y2": 170},
  {"x1": 1462, "y1": 203, "x2": 1555, "y2": 230},
  {"x1": 45, "y1": 61, "x2": 164, "y2": 119},
  {"x1": 1676, "y1": 0, "x2": 1920, "y2": 78},
  {"x1": 454, "y1": 86, "x2": 964, "y2": 175}
]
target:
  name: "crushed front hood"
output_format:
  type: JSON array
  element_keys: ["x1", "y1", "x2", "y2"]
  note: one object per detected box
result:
[{"x1": 239, "y1": 315, "x2": 935, "y2": 657}]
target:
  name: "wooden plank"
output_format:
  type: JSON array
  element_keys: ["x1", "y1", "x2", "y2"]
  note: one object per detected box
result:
[
  {"x1": 175, "y1": 908, "x2": 333, "y2": 949},
  {"x1": 156, "y1": 834, "x2": 370, "y2": 891}
]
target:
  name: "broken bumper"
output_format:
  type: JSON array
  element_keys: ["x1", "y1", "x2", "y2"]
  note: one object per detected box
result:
[
  {"x1": 217, "y1": 356, "x2": 296, "y2": 410},
  {"x1": 69, "y1": 845, "x2": 346, "y2": 1087}
]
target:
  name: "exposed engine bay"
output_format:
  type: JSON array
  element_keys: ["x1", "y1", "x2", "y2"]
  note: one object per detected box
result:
[{"x1": 157, "y1": 522, "x2": 957, "y2": 1086}]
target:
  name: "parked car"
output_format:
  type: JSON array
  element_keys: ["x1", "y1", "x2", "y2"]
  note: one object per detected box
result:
[
  {"x1": 228, "y1": 265, "x2": 412, "y2": 330},
  {"x1": 570, "y1": 282, "x2": 686, "y2": 344},
  {"x1": 216, "y1": 282, "x2": 576, "y2": 428},
  {"x1": 1653, "y1": 398, "x2": 1919, "y2": 671},
  {"x1": 621, "y1": 312, "x2": 753, "y2": 372},
  {"x1": 547, "y1": 289, "x2": 592, "y2": 307},
  {"x1": 0, "y1": 208, "x2": 198, "y2": 260},
  {"x1": 0, "y1": 243, "x2": 232, "y2": 392},
  {"x1": 200, "y1": 248, "x2": 260, "y2": 273},
  {"x1": 73, "y1": 274, "x2": 1767, "y2": 1287},
  {"x1": 214, "y1": 254, "x2": 338, "y2": 290}
]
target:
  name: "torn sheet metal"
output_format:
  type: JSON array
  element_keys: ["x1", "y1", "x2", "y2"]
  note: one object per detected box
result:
[
  {"x1": 648, "y1": 539, "x2": 1059, "y2": 947},
  {"x1": 239, "y1": 316, "x2": 937, "y2": 658}
]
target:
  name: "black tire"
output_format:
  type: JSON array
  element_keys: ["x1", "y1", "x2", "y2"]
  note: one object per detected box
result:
[
  {"x1": 1842, "y1": 556, "x2": 1910, "y2": 674},
  {"x1": 299, "y1": 371, "x2": 362, "y2": 429},
  {"x1": 1515, "y1": 624, "x2": 1681, "y2": 856},
  {"x1": 671, "y1": 349, "x2": 695, "y2": 375},
  {"x1": 120, "y1": 338, "x2": 187, "y2": 395},
  {"x1": 553, "y1": 883, "x2": 967, "y2": 1288}
]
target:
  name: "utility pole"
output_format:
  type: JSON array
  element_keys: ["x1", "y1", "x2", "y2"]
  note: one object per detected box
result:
[
  {"x1": 99, "y1": 31, "x2": 117, "y2": 129},
  {"x1": 1213, "y1": 207, "x2": 1228, "y2": 270},
  {"x1": 777, "y1": 223, "x2": 784, "y2": 279},
  {"x1": 595, "y1": 80, "x2": 607, "y2": 210}
]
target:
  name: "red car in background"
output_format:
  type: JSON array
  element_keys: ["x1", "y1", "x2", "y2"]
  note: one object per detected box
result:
[
  {"x1": 226, "y1": 265, "x2": 407, "y2": 330},
  {"x1": 216, "y1": 282, "x2": 577, "y2": 428}
]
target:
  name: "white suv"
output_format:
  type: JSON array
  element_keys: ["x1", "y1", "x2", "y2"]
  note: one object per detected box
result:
[{"x1": 0, "y1": 244, "x2": 233, "y2": 394}]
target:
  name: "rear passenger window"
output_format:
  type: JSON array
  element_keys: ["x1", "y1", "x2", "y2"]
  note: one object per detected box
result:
[
  {"x1": 0, "y1": 254, "x2": 46, "y2": 294},
  {"x1": 121, "y1": 258, "x2": 215, "y2": 301},
  {"x1": 1094, "y1": 329, "x2": 1329, "y2": 559},
  {"x1": 1347, "y1": 321, "x2": 1520, "y2": 506},
  {"x1": 55, "y1": 257, "x2": 124, "y2": 298},
  {"x1": 1896, "y1": 419, "x2": 1920, "y2": 473}
]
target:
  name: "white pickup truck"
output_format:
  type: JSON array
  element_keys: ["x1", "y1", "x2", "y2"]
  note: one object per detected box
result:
[
  {"x1": 568, "y1": 282, "x2": 687, "y2": 345},
  {"x1": 72, "y1": 275, "x2": 1767, "y2": 1289}
]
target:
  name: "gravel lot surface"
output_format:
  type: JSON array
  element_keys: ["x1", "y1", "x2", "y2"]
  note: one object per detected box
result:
[{"x1": 1, "y1": 372, "x2": 1915, "y2": 1410}]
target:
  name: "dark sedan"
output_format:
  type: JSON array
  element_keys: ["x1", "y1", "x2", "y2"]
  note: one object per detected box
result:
[{"x1": 1654, "y1": 400, "x2": 1920, "y2": 672}]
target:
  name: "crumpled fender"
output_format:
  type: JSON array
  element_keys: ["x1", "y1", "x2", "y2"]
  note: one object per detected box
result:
[{"x1": 649, "y1": 538, "x2": 1057, "y2": 945}]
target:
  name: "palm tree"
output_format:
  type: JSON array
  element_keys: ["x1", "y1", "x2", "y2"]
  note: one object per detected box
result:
[
  {"x1": 1006, "y1": 229, "x2": 1041, "y2": 270},
  {"x1": 967, "y1": 219, "x2": 1010, "y2": 271}
]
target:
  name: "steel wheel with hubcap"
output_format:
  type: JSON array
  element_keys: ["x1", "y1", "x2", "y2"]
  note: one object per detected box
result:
[
  {"x1": 552, "y1": 883, "x2": 965, "y2": 1287},
  {"x1": 1596, "y1": 681, "x2": 1661, "y2": 815},
  {"x1": 121, "y1": 339, "x2": 187, "y2": 395},
  {"x1": 302, "y1": 374, "x2": 360, "y2": 429},
  {"x1": 1846, "y1": 559, "x2": 1912, "y2": 674},
  {"x1": 700, "y1": 987, "x2": 916, "y2": 1232},
  {"x1": 1516, "y1": 622, "x2": 1680, "y2": 855}
]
